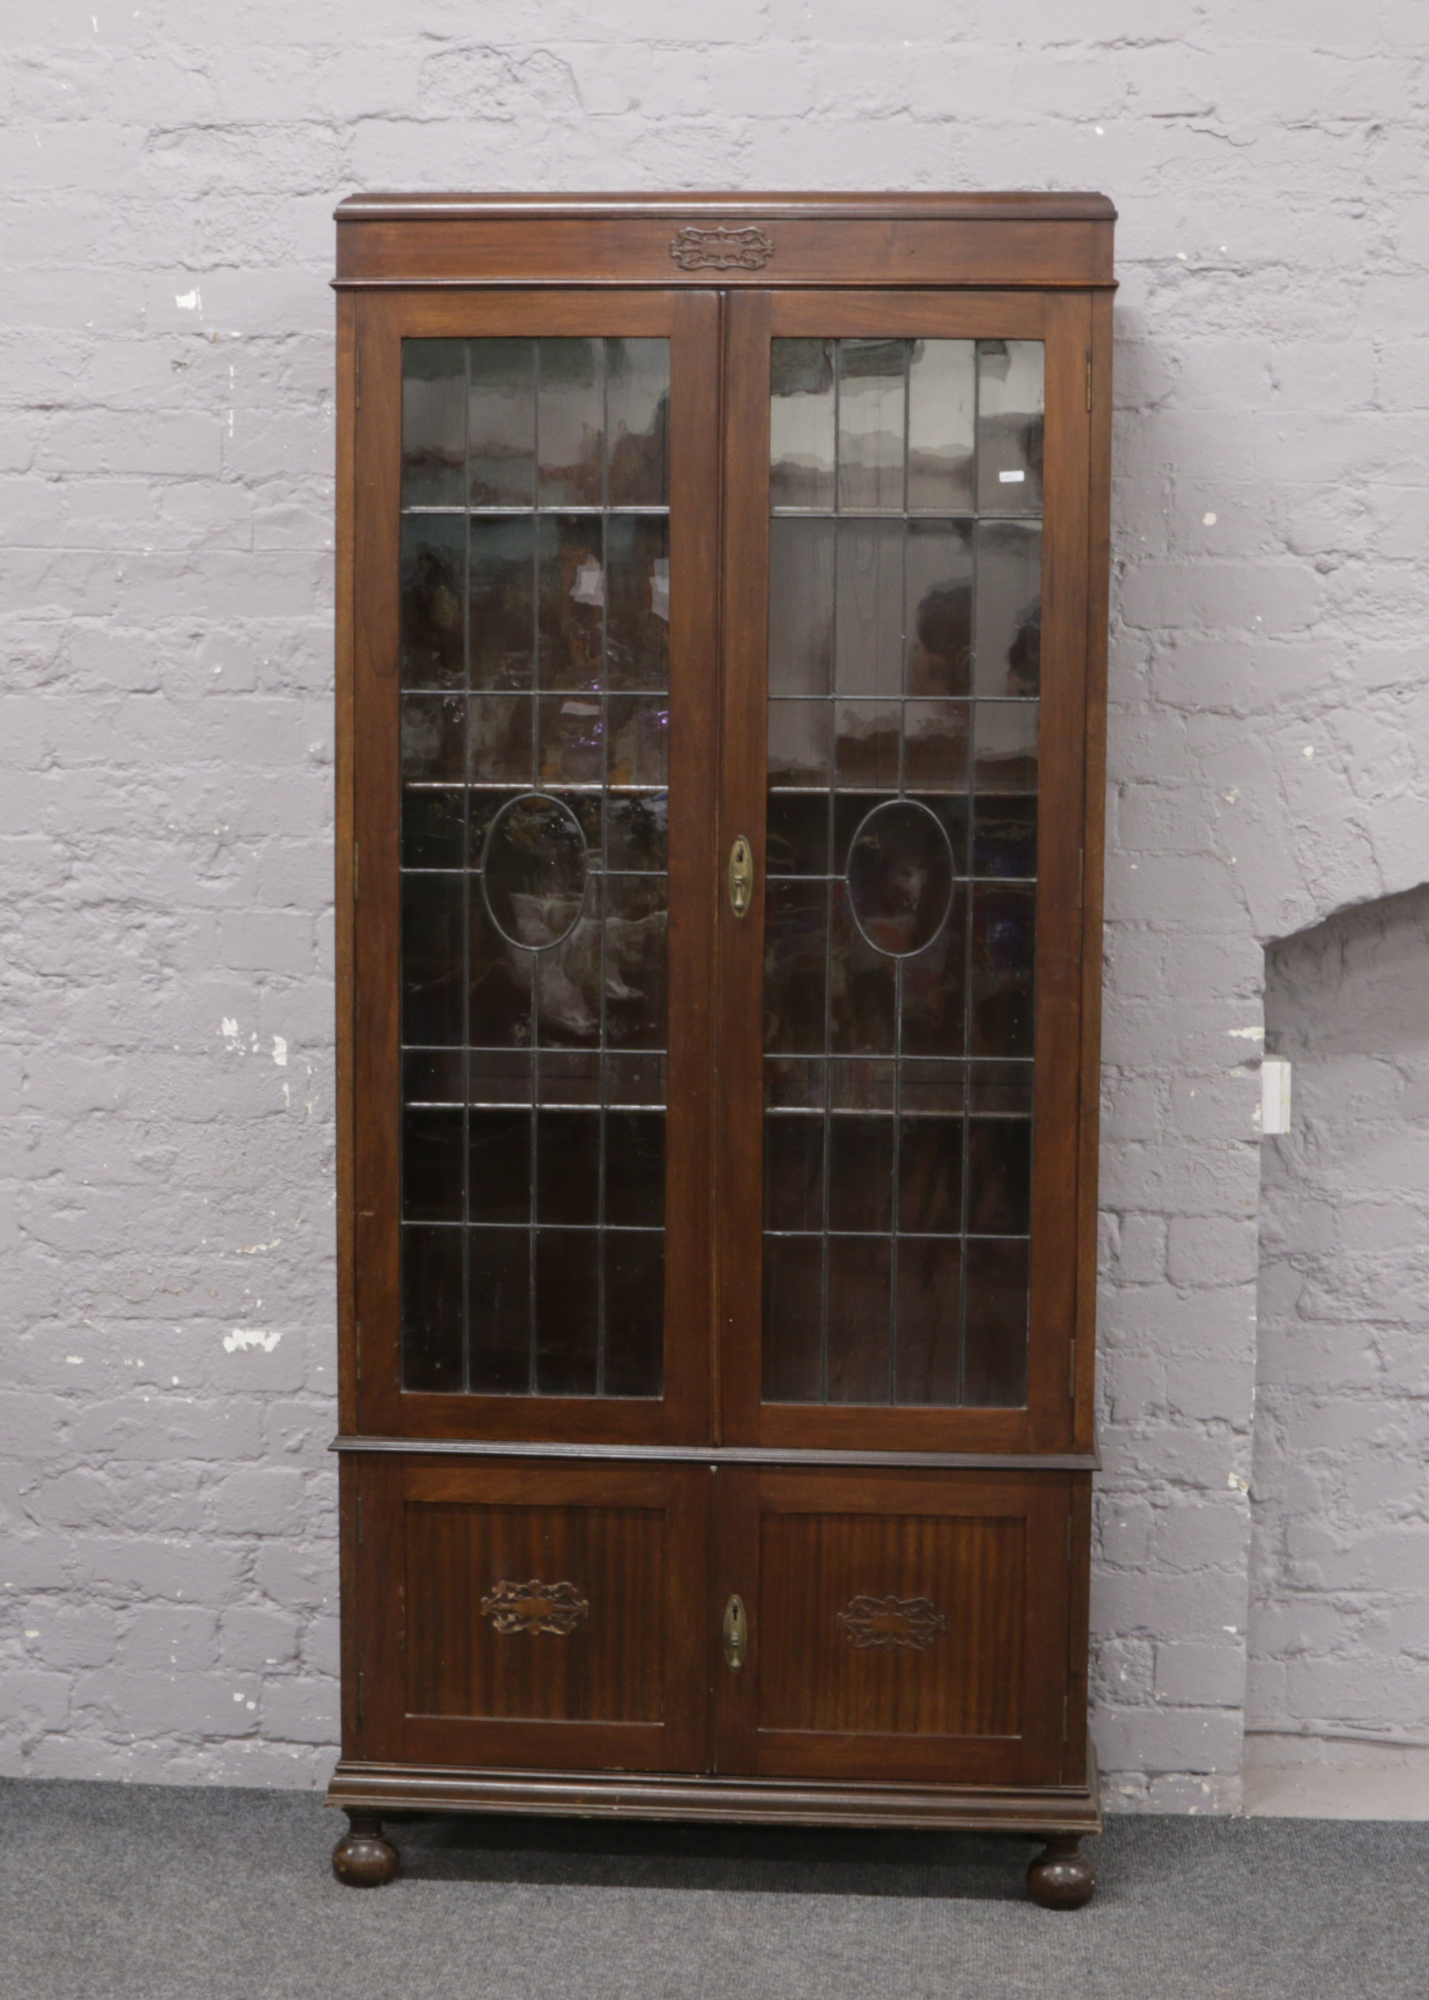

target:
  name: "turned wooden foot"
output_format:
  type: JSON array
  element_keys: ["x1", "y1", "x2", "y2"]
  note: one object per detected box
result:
[
  {"x1": 1026, "y1": 1834, "x2": 1095, "y2": 1909},
  {"x1": 332, "y1": 1809, "x2": 400, "y2": 1887}
]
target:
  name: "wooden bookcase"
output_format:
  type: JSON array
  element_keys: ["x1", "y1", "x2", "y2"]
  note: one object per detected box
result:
[{"x1": 329, "y1": 193, "x2": 1113, "y2": 1909}]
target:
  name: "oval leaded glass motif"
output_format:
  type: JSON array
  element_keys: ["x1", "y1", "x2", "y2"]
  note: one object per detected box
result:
[
  {"x1": 482, "y1": 793, "x2": 588, "y2": 950},
  {"x1": 845, "y1": 799, "x2": 955, "y2": 959}
]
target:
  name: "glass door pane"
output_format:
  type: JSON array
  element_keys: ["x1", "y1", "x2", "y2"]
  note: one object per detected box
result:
[
  {"x1": 762, "y1": 337, "x2": 1043, "y2": 1409},
  {"x1": 398, "y1": 336, "x2": 672, "y2": 1398}
]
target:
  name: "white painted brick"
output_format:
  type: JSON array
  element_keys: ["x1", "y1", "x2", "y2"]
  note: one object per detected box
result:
[
  {"x1": 1155, "y1": 1640, "x2": 1247, "y2": 1707},
  {"x1": 261, "y1": 1676, "x2": 339, "y2": 1744},
  {"x1": 1, "y1": 0, "x2": 1424, "y2": 1817},
  {"x1": 210, "y1": 1468, "x2": 306, "y2": 1537},
  {"x1": 119, "y1": 1607, "x2": 220, "y2": 1673}
]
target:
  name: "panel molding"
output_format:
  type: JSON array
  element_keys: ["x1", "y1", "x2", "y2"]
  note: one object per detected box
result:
[
  {"x1": 328, "y1": 1752, "x2": 1103, "y2": 1835},
  {"x1": 332, "y1": 1435, "x2": 1100, "y2": 1469}
]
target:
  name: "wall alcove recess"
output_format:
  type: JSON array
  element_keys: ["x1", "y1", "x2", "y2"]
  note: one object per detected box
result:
[{"x1": 329, "y1": 191, "x2": 1114, "y2": 1909}]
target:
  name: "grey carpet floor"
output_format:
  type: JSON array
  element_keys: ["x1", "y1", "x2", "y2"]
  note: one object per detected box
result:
[{"x1": 2, "y1": 1779, "x2": 1425, "y2": 2000}]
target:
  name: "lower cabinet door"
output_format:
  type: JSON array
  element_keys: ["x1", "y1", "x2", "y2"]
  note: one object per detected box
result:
[
  {"x1": 714, "y1": 1468, "x2": 1074, "y2": 1788},
  {"x1": 347, "y1": 1456, "x2": 710, "y2": 1774}
]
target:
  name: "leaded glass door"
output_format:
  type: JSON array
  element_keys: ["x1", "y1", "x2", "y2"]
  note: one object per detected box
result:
[
  {"x1": 717, "y1": 293, "x2": 1092, "y2": 1454},
  {"x1": 351, "y1": 292, "x2": 720, "y2": 1442}
]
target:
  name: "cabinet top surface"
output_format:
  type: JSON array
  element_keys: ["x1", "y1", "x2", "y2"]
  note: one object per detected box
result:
[{"x1": 336, "y1": 190, "x2": 1116, "y2": 222}]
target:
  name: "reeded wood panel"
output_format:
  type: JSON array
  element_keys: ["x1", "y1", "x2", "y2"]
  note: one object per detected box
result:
[
  {"x1": 758, "y1": 1511, "x2": 1025, "y2": 1737},
  {"x1": 405, "y1": 1501, "x2": 666, "y2": 1722},
  {"x1": 351, "y1": 1455, "x2": 709, "y2": 1773},
  {"x1": 716, "y1": 1467, "x2": 1071, "y2": 1787}
]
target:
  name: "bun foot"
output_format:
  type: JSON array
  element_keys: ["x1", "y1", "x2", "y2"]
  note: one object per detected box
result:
[
  {"x1": 332, "y1": 1810, "x2": 400, "y2": 1887},
  {"x1": 1027, "y1": 1834, "x2": 1095, "y2": 1909}
]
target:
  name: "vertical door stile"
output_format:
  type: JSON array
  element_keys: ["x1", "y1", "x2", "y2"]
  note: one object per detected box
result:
[
  {"x1": 663, "y1": 289, "x2": 723, "y2": 1446},
  {"x1": 716, "y1": 294, "x2": 774, "y2": 1446},
  {"x1": 1024, "y1": 289, "x2": 1094, "y2": 1453},
  {"x1": 352, "y1": 292, "x2": 405, "y2": 1440}
]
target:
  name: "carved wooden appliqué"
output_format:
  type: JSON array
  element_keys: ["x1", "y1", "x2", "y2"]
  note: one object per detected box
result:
[
  {"x1": 480, "y1": 1579, "x2": 591, "y2": 1636},
  {"x1": 836, "y1": 1594, "x2": 947, "y2": 1651},
  {"x1": 669, "y1": 224, "x2": 774, "y2": 271}
]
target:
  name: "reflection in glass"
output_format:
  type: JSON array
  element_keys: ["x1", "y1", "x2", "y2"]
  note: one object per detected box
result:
[
  {"x1": 469, "y1": 517, "x2": 536, "y2": 690},
  {"x1": 398, "y1": 335, "x2": 672, "y2": 1399},
  {"x1": 908, "y1": 341, "x2": 975, "y2": 513},
  {"x1": 976, "y1": 339, "x2": 1044, "y2": 516},
  {"x1": 606, "y1": 515, "x2": 669, "y2": 689},
  {"x1": 763, "y1": 335, "x2": 1044, "y2": 1409},
  {"x1": 827, "y1": 1236, "x2": 893, "y2": 1401},
  {"x1": 402, "y1": 341, "x2": 465, "y2": 507},
  {"x1": 834, "y1": 699, "x2": 900, "y2": 790},
  {"x1": 770, "y1": 339, "x2": 835, "y2": 510},
  {"x1": 768, "y1": 700, "x2": 832, "y2": 788},
  {"x1": 603, "y1": 1233, "x2": 664, "y2": 1396},
  {"x1": 400, "y1": 516, "x2": 465, "y2": 689},
  {"x1": 468, "y1": 340, "x2": 535, "y2": 508},
  {"x1": 975, "y1": 521, "x2": 1042, "y2": 697},
  {"x1": 835, "y1": 520, "x2": 904, "y2": 695},
  {"x1": 606, "y1": 338, "x2": 669, "y2": 506},
  {"x1": 537, "y1": 337, "x2": 603, "y2": 506},
  {"x1": 906, "y1": 521, "x2": 973, "y2": 695},
  {"x1": 769, "y1": 518, "x2": 834, "y2": 695},
  {"x1": 837, "y1": 340, "x2": 905, "y2": 512},
  {"x1": 846, "y1": 801, "x2": 954, "y2": 958},
  {"x1": 482, "y1": 793, "x2": 587, "y2": 950},
  {"x1": 766, "y1": 792, "x2": 829, "y2": 877}
]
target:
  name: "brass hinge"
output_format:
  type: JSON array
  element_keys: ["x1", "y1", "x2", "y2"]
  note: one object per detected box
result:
[
  {"x1": 353, "y1": 841, "x2": 360, "y2": 903},
  {"x1": 1085, "y1": 352, "x2": 1093, "y2": 413}
]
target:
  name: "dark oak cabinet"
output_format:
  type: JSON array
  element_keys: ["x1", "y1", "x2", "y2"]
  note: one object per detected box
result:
[{"x1": 329, "y1": 193, "x2": 1113, "y2": 1909}]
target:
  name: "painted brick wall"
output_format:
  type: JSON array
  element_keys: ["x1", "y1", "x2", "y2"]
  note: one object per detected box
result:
[
  {"x1": 2, "y1": 1, "x2": 1426, "y2": 1804},
  {"x1": 1250, "y1": 888, "x2": 1429, "y2": 1757}
]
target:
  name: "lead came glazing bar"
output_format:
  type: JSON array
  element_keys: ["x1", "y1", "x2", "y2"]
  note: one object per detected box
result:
[
  {"x1": 397, "y1": 336, "x2": 672, "y2": 1399},
  {"x1": 762, "y1": 337, "x2": 1043, "y2": 1410}
]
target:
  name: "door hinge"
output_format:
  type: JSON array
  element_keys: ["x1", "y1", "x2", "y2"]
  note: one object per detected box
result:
[{"x1": 1085, "y1": 352, "x2": 1093, "y2": 413}]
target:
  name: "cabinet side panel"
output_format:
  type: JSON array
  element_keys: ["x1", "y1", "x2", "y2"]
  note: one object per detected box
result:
[
  {"x1": 1075, "y1": 290, "x2": 1112, "y2": 1452},
  {"x1": 335, "y1": 292, "x2": 358, "y2": 1432}
]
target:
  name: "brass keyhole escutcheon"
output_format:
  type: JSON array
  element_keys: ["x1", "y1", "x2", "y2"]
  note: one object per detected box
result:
[
  {"x1": 722, "y1": 1594, "x2": 748, "y2": 1671},
  {"x1": 728, "y1": 836, "x2": 753, "y2": 918}
]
